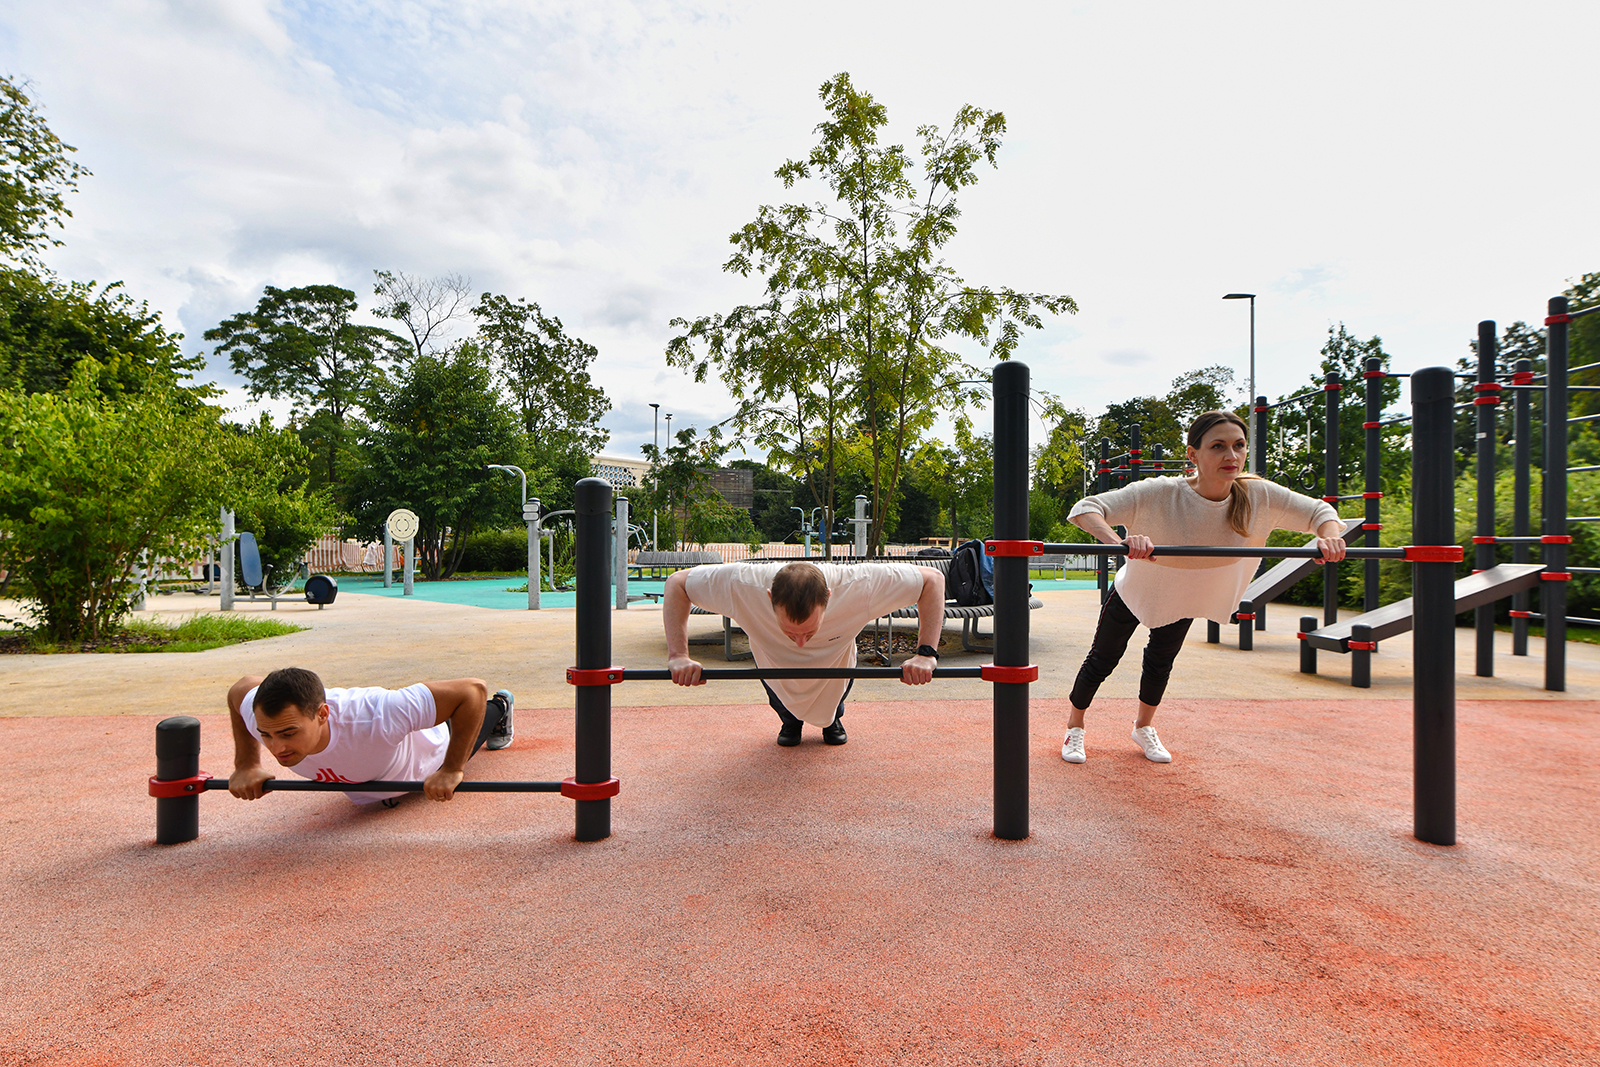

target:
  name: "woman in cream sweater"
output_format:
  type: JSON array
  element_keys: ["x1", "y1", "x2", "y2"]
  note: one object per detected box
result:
[{"x1": 1062, "y1": 410, "x2": 1346, "y2": 764}]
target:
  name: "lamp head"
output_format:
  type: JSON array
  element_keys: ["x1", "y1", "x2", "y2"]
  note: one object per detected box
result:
[{"x1": 1222, "y1": 293, "x2": 1256, "y2": 300}]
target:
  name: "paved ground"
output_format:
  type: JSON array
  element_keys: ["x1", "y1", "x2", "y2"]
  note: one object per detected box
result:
[{"x1": 1, "y1": 589, "x2": 1596, "y2": 1064}]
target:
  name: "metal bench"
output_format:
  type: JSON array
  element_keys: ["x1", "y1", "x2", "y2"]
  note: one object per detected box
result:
[{"x1": 630, "y1": 550, "x2": 723, "y2": 579}]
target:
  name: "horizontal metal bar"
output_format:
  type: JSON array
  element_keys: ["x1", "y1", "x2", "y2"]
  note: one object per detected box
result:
[
  {"x1": 625, "y1": 667, "x2": 987, "y2": 681},
  {"x1": 1566, "y1": 566, "x2": 1600, "y2": 573},
  {"x1": 1568, "y1": 305, "x2": 1600, "y2": 321},
  {"x1": 1568, "y1": 386, "x2": 1600, "y2": 392},
  {"x1": 1487, "y1": 536, "x2": 1546, "y2": 543},
  {"x1": 1568, "y1": 466, "x2": 1600, "y2": 473},
  {"x1": 1570, "y1": 516, "x2": 1600, "y2": 523},
  {"x1": 1567, "y1": 413, "x2": 1600, "y2": 424},
  {"x1": 1261, "y1": 389, "x2": 1323, "y2": 410},
  {"x1": 1378, "y1": 416, "x2": 1412, "y2": 426},
  {"x1": 1038, "y1": 543, "x2": 1407, "y2": 560},
  {"x1": 201, "y1": 779, "x2": 565, "y2": 793},
  {"x1": 1519, "y1": 613, "x2": 1600, "y2": 626}
]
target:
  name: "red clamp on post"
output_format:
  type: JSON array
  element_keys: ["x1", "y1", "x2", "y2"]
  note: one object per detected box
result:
[
  {"x1": 1473, "y1": 397, "x2": 1500, "y2": 405},
  {"x1": 561, "y1": 777, "x2": 620, "y2": 800},
  {"x1": 1363, "y1": 370, "x2": 1386, "y2": 379},
  {"x1": 1546, "y1": 313, "x2": 1573, "y2": 325},
  {"x1": 1402, "y1": 545, "x2": 1464, "y2": 562},
  {"x1": 1542, "y1": 572, "x2": 1572, "y2": 581},
  {"x1": 1472, "y1": 536, "x2": 1497, "y2": 544},
  {"x1": 1253, "y1": 404, "x2": 1267, "y2": 412},
  {"x1": 1321, "y1": 496, "x2": 1339, "y2": 504},
  {"x1": 566, "y1": 667, "x2": 626, "y2": 685},
  {"x1": 984, "y1": 540, "x2": 1044, "y2": 557},
  {"x1": 1362, "y1": 421, "x2": 1381, "y2": 429},
  {"x1": 1233, "y1": 613, "x2": 1257, "y2": 621},
  {"x1": 1474, "y1": 382, "x2": 1502, "y2": 393},
  {"x1": 1347, "y1": 640, "x2": 1378, "y2": 651},
  {"x1": 149, "y1": 772, "x2": 213, "y2": 798},
  {"x1": 1541, "y1": 535, "x2": 1573, "y2": 544},
  {"x1": 1128, "y1": 449, "x2": 1142, "y2": 456},
  {"x1": 1324, "y1": 382, "x2": 1342, "y2": 391},
  {"x1": 1296, "y1": 631, "x2": 1311, "y2": 640},
  {"x1": 980, "y1": 664, "x2": 1039, "y2": 683},
  {"x1": 1363, "y1": 491, "x2": 1383, "y2": 499},
  {"x1": 1510, "y1": 610, "x2": 1533, "y2": 618},
  {"x1": 1512, "y1": 371, "x2": 1534, "y2": 385},
  {"x1": 1361, "y1": 523, "x2": 1383, "y2": 531}
]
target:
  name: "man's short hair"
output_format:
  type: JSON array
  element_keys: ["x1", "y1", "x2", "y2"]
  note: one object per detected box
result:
[
  {"x1": 770, "y1": 562, "x2": 830, "y2": 621},
  {"x1": 255, "y1": 667, "x2": 326, "y2": 720}
]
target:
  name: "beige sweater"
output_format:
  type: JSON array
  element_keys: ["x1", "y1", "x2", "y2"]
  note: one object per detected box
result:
[{"x1": 1068, "y1": 476, "x2": 1338, "y2": 628}]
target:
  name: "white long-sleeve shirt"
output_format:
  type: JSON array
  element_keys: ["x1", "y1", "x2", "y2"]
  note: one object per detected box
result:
[{"x1": 1068, "y1": 477, "x2": 1338, "y2": 628}]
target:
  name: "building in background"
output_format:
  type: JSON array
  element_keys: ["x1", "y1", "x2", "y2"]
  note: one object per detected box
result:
[
  {"x1": 710, "y1": 467, "x2": 754, "y2": 508},
  {"x1": 590, "y1": 452, "x2": 651, "y2": 492}
]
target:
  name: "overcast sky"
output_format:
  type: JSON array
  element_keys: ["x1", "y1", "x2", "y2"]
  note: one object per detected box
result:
[{"x1": 4, "y1": 0, "x2": 1597, "y2": 462}]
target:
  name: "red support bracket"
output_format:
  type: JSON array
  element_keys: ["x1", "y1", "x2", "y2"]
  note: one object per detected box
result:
[
  {"x1": 1233, "y1": 613, "x2": 1257, "y2": 622},
  {"x1": 1472, "y1": 535, "x2": 1497, "y2": 544},
  {"x1": 1510, "y1": 610, "x2": 1533, "y2": 618},
  {"x1": 1542, "y1": 572, "x2": 1572, "y2": 581},
  {"x1": 149, "y1": 772, "x2": 213, "y2": 798},
  {"x1": 1324, "y1": 382, "x2": 1342, "y2": 391},
  {"x1": 984, "y1": 540, "x2": 1044, "y2": 557},
  {"x1": 1473, "y1": 397, "x2": 1500, "y2": 405},
  {"x1": 1362, "y1": 421, "x2": 1381, "y2": 429},
  {"x1": 1363, "y1": 370, "x2": 1386, "y2": 379},
  {"x1": 567, "y1": 667, "x2": 626, "y2": 686},
  {"x1": 1361, "y1": 523, "x2": 1383, "y2": 531},
  {"x1": 1546, "y1": 313, "x2": 1573, "y2": 325},
  {"x1": 1512, "y1": 371, "x2": 1535, "y2": 385},
  {"x1": 1296, "y1": 631, "x2": 1311, "y2": 640},
  {"x1": 561, "y1": 777, "x2": 620, "y2": 801},
  {"x1": 1348, "y1": 640, "x2": 1378, "y2": 651},
  {"x1": 1129, "y1": 449, "x2": 1142, "y2": 456},
  {"x1": 1321, "y1": 496, "x2": 1339, "y2": 504},
  {"x1": 1254, "y1": 404, "x2": 1267, "y2": 412},
  {"x1": 1402, "y1": 545, "x2": 1464, "y2": 562},
  {"x1": 1363, "y1": 491, "x2": 1383, "y2": 499},
  {"x1": 1474, "y1": 382, "x2": 1503, "y2": 393},
  {"x1": 1541, "y1": 535, "x2": 1573, "y2": 544},
  {"x1": 980, "y1": 663, "x2": 1039, "y2": 683}
]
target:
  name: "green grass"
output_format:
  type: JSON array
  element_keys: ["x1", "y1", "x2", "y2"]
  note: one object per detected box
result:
[
  {"x1": 1, "y1": 614, "x2": 305, "y2": 654},
  {"x1": 1496, "y1": 621, "x2": 1600, "y2": 646}
]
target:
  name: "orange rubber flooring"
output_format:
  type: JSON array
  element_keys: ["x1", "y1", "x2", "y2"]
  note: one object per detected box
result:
[{"x1": 3, "y1": 695, "x2": 1596, "y2": 1065}]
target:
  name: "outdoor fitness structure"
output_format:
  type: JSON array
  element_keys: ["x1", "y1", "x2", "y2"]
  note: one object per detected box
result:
[{"x1": 151, "y1": 360, "x2": 1469, "y2": 847}]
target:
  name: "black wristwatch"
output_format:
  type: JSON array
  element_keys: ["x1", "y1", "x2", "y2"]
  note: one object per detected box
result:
[{"x1": 915, "y1": 644, "x2": 940, "y2": 660}]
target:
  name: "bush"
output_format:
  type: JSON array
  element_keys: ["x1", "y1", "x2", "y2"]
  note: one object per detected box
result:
[{"x1": 457, "y1": 528, "x2": 532, "y2": 573}]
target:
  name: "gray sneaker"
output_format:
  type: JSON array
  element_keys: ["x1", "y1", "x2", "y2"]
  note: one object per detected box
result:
[{"x1": 487, "y1": 689, "x2": 515, "y2": 750}]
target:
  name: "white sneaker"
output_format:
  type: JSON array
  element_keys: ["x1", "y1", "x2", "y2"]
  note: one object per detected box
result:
[
  {"x1": 1131, "y1": 725, "x2": 1172, "y2": 763},
  {"x1": 1061, "y1": 727, "x2": 1086, "y2": 763}
]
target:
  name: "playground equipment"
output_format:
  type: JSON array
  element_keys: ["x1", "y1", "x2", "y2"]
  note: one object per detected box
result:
[
  {"x1": 151, "y1": 360, "x2": 1468, "y2": 848},
  {"x1": 488, "y1": 463, "x2": 538, "y2": 611}
]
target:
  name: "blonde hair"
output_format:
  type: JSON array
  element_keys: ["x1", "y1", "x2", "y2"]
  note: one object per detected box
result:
[{"x1": 1186, "y1": 410, "x2": 1263, "y2": 538}]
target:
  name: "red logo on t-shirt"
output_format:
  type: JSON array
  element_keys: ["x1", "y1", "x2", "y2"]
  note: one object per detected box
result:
[{"x1": 313, "y1": 767, "x2": 357, "y2": 783}]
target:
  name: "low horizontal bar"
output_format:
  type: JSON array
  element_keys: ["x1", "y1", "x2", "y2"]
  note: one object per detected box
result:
[
  {"x1": 200, "y1": 779, "x2": 563, "y2": 793},
  {"x1": 1038, "y1": 543, "x2": 1409, "y2": 559},
  {"x1": 1569, "y1": 466, "x2": 1600, "y2": 473},
  {"x1": 623, "y1": 667, "x2": 987, "y2": 681},
  {"x1": 1566, "y1": 566, "x2": 1600, "y2": 573},
  {"x1": 1567, "y1": 413, "x2": 1600, "y2": 424},
  {"x1": 1518, "y1": 613, "x2": 1600, "y2": 626},
  {"x1": 1568, "y1": 517, "x2": 1600, "y2": 523},
  {"x1": 1378, "y1": 416, "x2": 1412, "y2": 426}
]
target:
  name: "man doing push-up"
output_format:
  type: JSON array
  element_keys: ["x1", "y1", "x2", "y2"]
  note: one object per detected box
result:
[{"x1": 226, "y1": 667, "x2": 515, "y2": 805}]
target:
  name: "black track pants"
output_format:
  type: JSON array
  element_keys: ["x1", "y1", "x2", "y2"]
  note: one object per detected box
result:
[{"x1": 1068, "y1": 590, "x2": 1194, "y2": 709}]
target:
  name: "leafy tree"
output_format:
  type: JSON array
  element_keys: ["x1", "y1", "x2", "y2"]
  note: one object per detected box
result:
[
  {"x1": 373, "y1": 269, "x2": 473, "y2": 360},
  {"x1": 0, "y1": 268, "x2": 209, "y2": 401},
  {"x1": 640, "y1": 425, "x2": 731, "y2": 551},
  {"x1": 0, "y1": 362, "x2": 233, "y2": 640},
  {"x1": 668, "y1": 73, "x2": 1075, "y2": 555},
  {"x1": 472, "y1": 292, "x2": 610, "y2": 463},
  {"x1": 345, "y1": 341, "x2": 525, "y2": 579},
  {"x1": 0, "y1": 76, "x2": 89, "y2": 269},
  {"x1": 225, "y1": 416, "x2": 345, "y2": 582},
  {"x1": 205, "y1": 284, "x2": 407, "y2": 488}
]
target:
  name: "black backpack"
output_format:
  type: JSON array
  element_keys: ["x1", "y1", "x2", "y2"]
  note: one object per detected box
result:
[{"x1": 948, "y1": 539, "x2": 993, "y2": 606}]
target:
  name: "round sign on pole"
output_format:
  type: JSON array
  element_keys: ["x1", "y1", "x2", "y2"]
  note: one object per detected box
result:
[{"x1": 385, "y1": 508, "x2": 419, "y2": 542}]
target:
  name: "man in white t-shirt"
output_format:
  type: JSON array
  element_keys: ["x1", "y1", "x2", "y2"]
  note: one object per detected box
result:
[
  {"x1": 664, "y1": 560, "x2": 947, "y2": 746},
  {"x1": 225, "y1": 667, "x2": 517, "y2": 805}
]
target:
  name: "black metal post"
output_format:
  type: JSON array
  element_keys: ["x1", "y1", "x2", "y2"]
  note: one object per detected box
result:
[
  {"x1": 1364, "y1": 357, "x2": 1382, "y2": 613},
  {"x1": 1545, "y1": 297, "x2": 1568, "y2": 692},
  {"x1": 1129, "y1": 424, "x2": 1142, "y2": 483},
  {"x1": 1324, "y1": 370, "x2": 1341, "y2": 626},
  {"x1": 1236, "y1": 599, "x2": 1253, "y2": 650},
  {"x1": 992, "y1": 360, "x2": 1030, "y2": 841},
  {"x1": 1351, "y1": 622, "x2": 1373, "y2": 689},
  {"x1": 1097, "y1": 439, "x2": 1110, "y2": 605},
  {"x1": 155, "y1": 716, "x2": 202, "y2": 844},
  {"x1": 1475, "y1": 321, "x2": 1498, "y2": 677},
  {"x1": 1253, "y1": 395, "x2": 1269, "y2": 480},
  {"x1": 574, "y1": 476, "x2": 614, "y2": 841},
  {"x1": 1512, "y1": 357, "x2": 1532, "y2": 656},
  {"x1": 1299, "y1": 616, "x2": 1318, "y2": 675},
  {"x1": 1207, "y1": 620, "x2": 1220, "y2": 644},
  {"x1": 1412, "y1": 366, "x2": 1456, "y2": 846}
]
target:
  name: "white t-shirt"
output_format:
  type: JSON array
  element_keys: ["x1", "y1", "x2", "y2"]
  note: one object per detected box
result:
[
  {"x1": 241, "y1": 682, "x2": 447, "y2": 804},
  {"x1": 1068, "y1": 476, "x2": 1338, "y2": 628},
  {"x1": 685, "y1": 563, "x2": 927, "y2": 726}
]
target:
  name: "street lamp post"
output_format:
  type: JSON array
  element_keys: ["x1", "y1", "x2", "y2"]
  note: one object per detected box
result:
[
  {"x1": 649, "y1": 402, "x2": 660, "y2": 551},
  {"x1": 664, "y1": 413, "x2": 673, "y2": 550},
  {"x1": 488, "y1": 463, "x2": 538, "y2": 610},
  {"x1": 1223, "y1": 293, "x2": 1257, "y2": 471}
]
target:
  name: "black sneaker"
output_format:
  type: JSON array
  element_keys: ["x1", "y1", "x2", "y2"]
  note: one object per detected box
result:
[
  {"x1": 487, "y1": 689, "x2": 515, "y2": 750},
  {"x1": 822, "y1": 716, "x2": 847, "y2": 745},
  {"x1": 777, "y1": 719, "x2": 802, "y2": 746}
]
